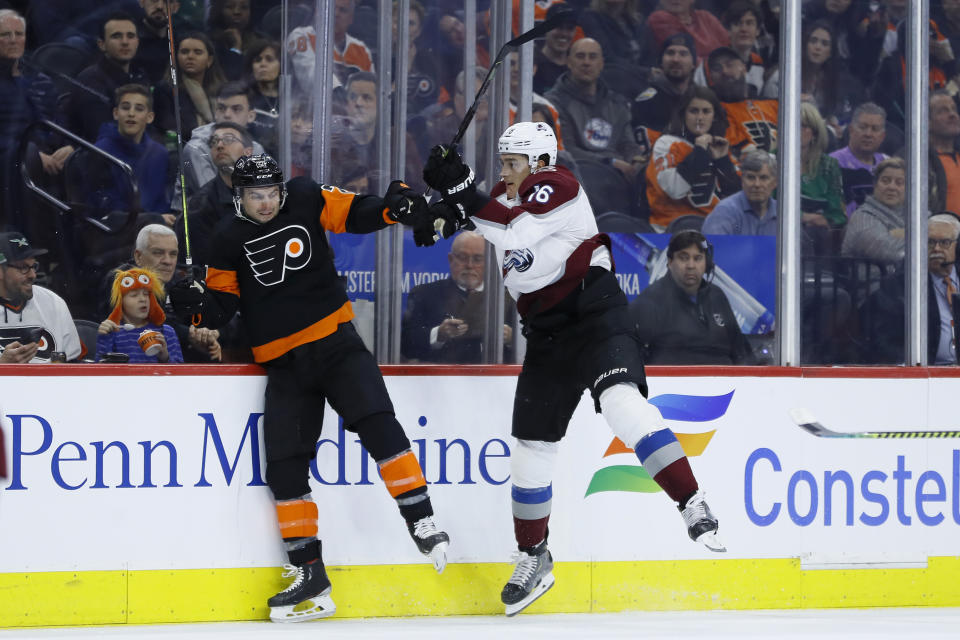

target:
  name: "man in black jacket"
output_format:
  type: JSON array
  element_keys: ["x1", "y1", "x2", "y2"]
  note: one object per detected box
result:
[{"x1": 629, "y1": 230, "x2": 753, "y2": 365}]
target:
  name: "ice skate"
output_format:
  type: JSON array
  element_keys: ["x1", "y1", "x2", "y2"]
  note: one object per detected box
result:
[
  {"x1": 268, "y1": 561, "x2": 336, "y2": 623},
  {"x1": 680, "y1": 489, "x2": 726, "y2": 552},
  {"x1": 501, "y1": 541, "x2": 555, "y2": 616},
  {"x1": 408, "y1": 515, "x2": 450, "y2": 573}
]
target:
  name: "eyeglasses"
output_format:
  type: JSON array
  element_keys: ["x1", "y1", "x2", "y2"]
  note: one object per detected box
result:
[
  {"x1": 209, "y1": 134, "x2": 242, "y2": 147},
  {"x1": 928, "y1": 238, "x2": 957, "y2": 249},
  {"x1": 3, "y1": 262, "x2": 39, "y2": 274},
  {"x1": 451, "y1": 252, "x2": 484, "y2": 266}
]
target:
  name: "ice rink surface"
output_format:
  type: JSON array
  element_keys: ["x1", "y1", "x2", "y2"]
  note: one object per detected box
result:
[{"x1": 2, "y1": 608, "x2": 958, "y2": 640}]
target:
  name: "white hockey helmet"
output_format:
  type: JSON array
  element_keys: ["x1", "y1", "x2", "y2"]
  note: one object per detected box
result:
[{"x1": 498, "y1": 121, "x2": 557, "y2": 171}]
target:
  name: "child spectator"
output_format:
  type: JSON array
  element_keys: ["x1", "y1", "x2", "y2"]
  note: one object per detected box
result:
[{"x1": 96, "y1": 267, "x2": 183, "y2": 363}]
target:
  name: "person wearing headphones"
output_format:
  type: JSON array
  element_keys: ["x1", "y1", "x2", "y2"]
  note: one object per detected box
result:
[{"x1": 629, "y1": 230, "x2": 753, "y2": 365}]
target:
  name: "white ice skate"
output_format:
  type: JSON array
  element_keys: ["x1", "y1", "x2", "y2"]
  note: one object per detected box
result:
[
  {"x1": 501, "y1": 542, "x2": 555, "y2": 616},
  {"x1": 408, "y1": 515, "x2": 450, "y2": 573},
  {"x1": 268, "y1": 562, "x2": 337, "y2": 623},
  {"x1": 680, "y1": 489, "x2": 726, "y2": 552}
]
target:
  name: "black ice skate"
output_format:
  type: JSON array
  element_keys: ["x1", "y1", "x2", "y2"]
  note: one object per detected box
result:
[
  {"x1": 407, "y1": 515, "x2": 450, "y2": 573},
  {"x1": 267, "y1": 560, "x2": 336, "y2": 623},
  {"x1": 501, "y1": 541, "x2": 555, "y2": 617},
  {"x1": 680, "y1": 489, "x2": 726, "y2": 552}
]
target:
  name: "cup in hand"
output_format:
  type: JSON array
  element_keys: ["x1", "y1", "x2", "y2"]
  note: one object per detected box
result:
[{"x1": 138, "y1": 329, "x2": 162, "y2": 356}]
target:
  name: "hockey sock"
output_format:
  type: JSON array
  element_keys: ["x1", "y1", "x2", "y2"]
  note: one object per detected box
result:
[
  {"x1": 378, "y1": 449, "x2": 433, "y2": 522},
  {"x1": 275, "y1": 494, "x2": 321, "y2": 565},
  {"x1": 511, "y1": 439, "x2": 558, "y2": 550},
  {"x1": 634, "y1": 429, "x2": 698, "y2": 504}
]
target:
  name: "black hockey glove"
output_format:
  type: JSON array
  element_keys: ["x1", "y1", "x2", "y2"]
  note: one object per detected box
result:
[
  {"x1": 413, "y1": 217, "x2": 438, "y2": 247},
  {"x1": 383, "y1": 180, "x2": 427, "y2": 226},
  {"x1": 428, "y1": 200, "x2": 471, "y2": 240},
  {"x1": 423, "y1": 145, "x2": 476, "y2": 205},
  {"x1": 169, "y1": 278, "x2": 206, "y2": 319}
]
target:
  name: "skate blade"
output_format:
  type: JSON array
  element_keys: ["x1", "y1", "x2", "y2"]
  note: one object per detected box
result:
[
  {"x1": 269, "y1": 592, "x2": 337, "y2": 623},
  {"x1": 695, "y1": 531, "x2": 727, "y2": 553},
  {"x1": 427, "y1": 540, "x2": 449, "y2": 574},
  {"x1": 504, "y1": 572, "x2": 555, "y2": 617}
]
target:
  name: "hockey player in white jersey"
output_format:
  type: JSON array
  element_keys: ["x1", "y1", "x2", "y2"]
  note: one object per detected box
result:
[{"x1": 422, "y1": 122, "x2": 726, "y2": 617}]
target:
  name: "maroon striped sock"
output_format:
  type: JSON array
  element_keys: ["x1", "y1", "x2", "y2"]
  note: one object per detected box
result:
[
  {"x1": 514, "y1": 515, "x2": 549, "y2": 550},
  {"x1": 652, "y1": 457, "x2": 699, "y2": 504}
]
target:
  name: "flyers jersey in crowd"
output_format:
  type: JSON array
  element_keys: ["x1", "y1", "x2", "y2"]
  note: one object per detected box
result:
[{"x1": 723, "y1": 99, "x2": 778, "y2": 154}]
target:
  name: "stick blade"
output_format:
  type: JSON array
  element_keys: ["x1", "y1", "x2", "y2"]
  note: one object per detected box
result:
[{"x1": 788, "y1": 408, "x2": 845, "y2": 438}]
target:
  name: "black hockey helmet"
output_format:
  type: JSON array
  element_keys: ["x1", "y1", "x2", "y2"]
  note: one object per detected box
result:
[{"x1": 232, "y1": 154, "x2": 287, "y2": 221}]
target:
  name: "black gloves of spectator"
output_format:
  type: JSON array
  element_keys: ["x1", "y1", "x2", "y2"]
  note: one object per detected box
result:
[
  {"x1": 169, "y1": 278, "x2": 206, "y2": 319},
  {"x1": 423, "y1": 145, "x2": 477, "y2": 206},
  {"x1": 383, "y1": 180, "x2": 428, "y2": 225}
]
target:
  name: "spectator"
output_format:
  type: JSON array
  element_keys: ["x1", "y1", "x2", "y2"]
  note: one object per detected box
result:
[
  {"x1": 394, "y1": 0, "x2": 441, "y2": 115},
  {"x1": 707, "y1": 1, "x2": 768, "y2": 95},
  {"x1": 96, "y1": 267, "x2": 184, "y2": 363},
  {"x1": 702, "y1": 149, "x2": 778, "y2": 235},
  {"x1": 174, "y1": 81, "x2": 266, "y2": 207},
  {"x1": 175, "y1": 122, "x2": 253, "y2": 267},
  {"x1": 646, "y1": 86, "x2": 739, "y2": 230},
  {"x1": 802, "y1": 0, "x2": 886, "y2": 81},
  {"x1": 829, "y1": 102, "x2": 889, "y2": 217},
  {"x1": 578, "y1": 0, "x2": 657, "y2": 98},
  {"x1": 706, "y1": 46, "x2": 778, "y2": 154},
  {"x1": 933, "y1": 0, "x2": 960, "y2": 61},
  {"x1": 534, "y1": 2, "x2": 578, "y2": 94},
  {"x1": 135, "y1": 0, "x2": 181, "y2": 85},
  {"x1": 285, "y1": 0, "x2": 373, "y2": 90},
  {"x1": 0, "y1": 231, "x2": 82, "y2": 363},
  {"x1": 928, "y1": 90, "x2": 960, "y2": 216},
  {"x1": 840, "y1": 157, "x2": 906, "y2": 262},
  {"x1": 545, "y1": 38, "x2": 645, "y2": 179},
  {"x1": 646, "y1": 0, "x2": 729, "y2": 61},
  {"x1": 153, "y1": 32, "x2": 227, "y2": 141},
  {"x1": 93, "y1": 83, "x2": 169, "y2": 215},
  {"x1": 244, "y1": 39, "x2": 280, "y2": 156},
  {"x1": 632, "y1": 32, "x2": 697, "y2": 157},
  {"x1": 67, "y1": 11, "x2": 150, "y2": 143},
  {"x1": 507, "y1": 52, "x2": 564, "y2": 150},
  {"x1": 865, "y1": 213, "x2": 960, "y2": 365},
  {"x1": 629, "y1": 230, "x2": 752, "y2": 364},
  {"x1": 422, "y1": 67, "x2": 492, "y2": 184},
  {"x1": 207, "y1": 0, "x2": 263, "y2": 80},
  {"x1": 401, "y1": 230, "x2": 515, "y2": 364},
  {"x1": 799, "y1": 102, "x2": 846, "y2": 237}
]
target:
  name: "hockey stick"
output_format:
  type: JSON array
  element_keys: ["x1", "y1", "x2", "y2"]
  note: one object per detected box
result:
[
  {"x1": 788, "y1": 408, "x2": 960, "y2": 439},
  {"x1": 429, "y1": 12, "x2": 567, "y2": 239},
  {"x1": 165, "y1": 0, "x2": 192, "y2": 269}
]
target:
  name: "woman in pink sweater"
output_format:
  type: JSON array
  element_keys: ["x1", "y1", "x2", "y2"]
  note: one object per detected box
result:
[{"x1": 647, "y1": 0, "x2": 730, "y2": 61}]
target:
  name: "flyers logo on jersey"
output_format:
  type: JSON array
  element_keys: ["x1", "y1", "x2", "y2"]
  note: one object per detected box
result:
[{"x1": 244, "y1": 225, "x2": 312, "y2": 286}]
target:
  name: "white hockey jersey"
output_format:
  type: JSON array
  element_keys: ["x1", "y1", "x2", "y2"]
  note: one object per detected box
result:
[
  {"x1": 0, "y1": 285, "x2": 82, "y2": 362},
  {"x1": 472, "y1": 165, "x2": 612, "y2": 316}
]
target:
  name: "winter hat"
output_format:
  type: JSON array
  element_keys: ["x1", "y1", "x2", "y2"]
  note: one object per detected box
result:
[
  {"x1": 108, "y1": 268, "x2": 166, "y2": 326},
  {"x1": 658, "y1": 32, "x2": 697, "y2": 66}
]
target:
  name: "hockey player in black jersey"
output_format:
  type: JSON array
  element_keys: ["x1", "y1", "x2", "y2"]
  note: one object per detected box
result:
[{"x1": 169, "y1": 155, "x2": 449, "y2": 623}]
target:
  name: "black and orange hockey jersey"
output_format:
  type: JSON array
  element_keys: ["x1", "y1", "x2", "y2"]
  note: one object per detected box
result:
[
  {"x1": 723, "y1": 99, "x2": 778, "y2": 154},
  {"x1": 198, "y1": 177, "x2": 396, "y2": 363}
]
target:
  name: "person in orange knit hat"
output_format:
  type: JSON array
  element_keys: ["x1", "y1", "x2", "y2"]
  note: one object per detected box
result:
[{"x1": 96, "y1": 267, "x2": 183, "y2": 363}]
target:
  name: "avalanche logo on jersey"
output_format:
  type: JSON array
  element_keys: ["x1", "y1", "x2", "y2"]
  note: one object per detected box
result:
[
  {"x1": 584, "y1": 117, "x2": 613, "y2": 150},
  {"x1": 503, "y1": 248, "x2": 534, "y2": 275},
  {"x1": 244, "y1": 225, "x2": 312, "y2": 286}
]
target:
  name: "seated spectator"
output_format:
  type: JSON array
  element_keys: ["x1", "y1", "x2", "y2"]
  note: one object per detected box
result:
[
  {"x1": 692, "y1": 1, "x2": 767, "y2": 95},
  {"x1": 629, "y1": 230, "x2": 753, "y2": 364},
  {"x1": 244, "y1": 39, "x2": 280, "y2": 156},
  {"x1": 578, "y1": 0, "x2": 656, "y2": 98},
  {"x1": 933, "y1": 0, "x2": 960, "y2": 61},
  {"x1": 632, "y1": 32, "x2": 697, "y2": 158},
  {"x1": 153, "y1": 32, "x2": 227, "y2": 141},
  {"x1": 702, "y1": 149, "x2": 778, "y2": 235},
  {"x1": 646, "y1": 86, "x2": 739, "y2": 230},
  {"x1": 545, "y1": 38, "x2": 645, "y2": 181},
  {"x1": 646, "y1": 0, "x2": 729, "y2": 61},
  {"x1": 93, "y1": 84, "x2": 169, "y2": 215},
  {"x1": 395, "y1": 0, "x2": 441, "y2": 115},
  {"x1": 67, "y1": 11, "x2": 150, "y2": 143},
  {"x1": 401, "y1": 231, "x2": 514, "y2": 363},
  {"x1": 798, "y1": 102, "x2": 846, "y2": 238},
  {"x1": 207, "y1": 0, "x2": 264, "y2": 80},
  {"x1": 507, "y1": 52, "x2": 564, "y2": 149},
  {"x1": 175, "y1": 122, "x2": 253, "y2": 267},
  {"x1": 534, "y1": 2, "x2": 578, "y2": 94},
  {"x1": 706, "y1": 46, "x2": 778, "y2": 155},
  {"x1": 763, "y1": 20, "x2": 864, "y2": 128},
  {"x1": 96, "y1": 267, "x2": 184, "y2": 363},
  {"x1": 174, "y1": 81, "x2": 266, "y2": 208},
  {"x1": 135, "y1": 0, "x2": 181, "y2": 85},
  {"x1": 840, "y1": 157, "x2": 906, "y2": 262},
  {"x1": 803, "y1": 0, "x2": 886, "y2": 81},
  {"x1": 864, "y1": 213, "x2": 960, "y2": 365},
  {"x1": 0, "y1": 231, "x2": 82, "y2": 363},
  {"x1": 285, "y1": 0, "x2": 372, "y2": 91},
  {"x1": 421, "y1": 67, "x2": 492, "y2": 185},
  {"x1": 928, "y1": 89, "x2": 960, "y2": 216},
  {"x1": 829, "y1": 102, "x2": 889, "y2": 217}
]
